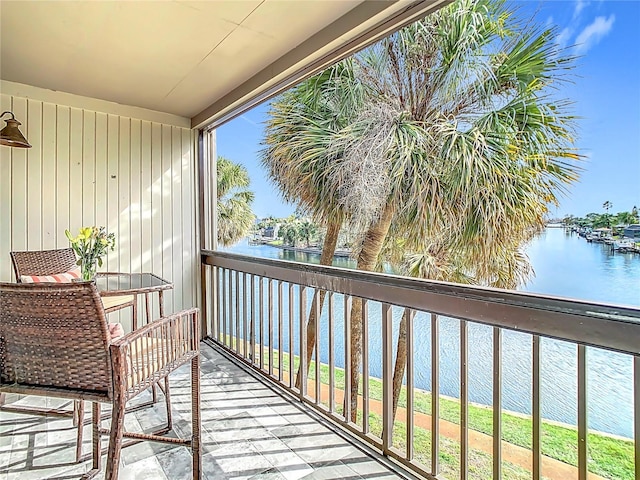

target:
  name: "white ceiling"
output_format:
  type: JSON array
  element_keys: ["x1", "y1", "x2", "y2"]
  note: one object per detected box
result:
[{"x1": 0, "y1": 0, "x2": 363, "y2": 119}]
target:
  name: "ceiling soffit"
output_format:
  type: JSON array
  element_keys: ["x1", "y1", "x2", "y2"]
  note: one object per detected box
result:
[
  {"x1": 0, "y1": 0, "x2": 360, "y2": 118},
  {"x1": 194, "y1": 0, "x2": 452, "y2": 129},
  {"x1": 0, "y1": 0, "x2": 451, "y2": 127}
]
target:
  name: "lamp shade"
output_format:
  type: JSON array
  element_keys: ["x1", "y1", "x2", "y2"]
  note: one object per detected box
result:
[{"x1": 0, "y1": 111, "x2": 31, "y2": 148}]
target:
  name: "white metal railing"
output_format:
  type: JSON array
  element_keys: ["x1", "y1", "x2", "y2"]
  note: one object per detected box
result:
[{"x1": 201, "y1": 250, "x2": 640, "y2": 480}]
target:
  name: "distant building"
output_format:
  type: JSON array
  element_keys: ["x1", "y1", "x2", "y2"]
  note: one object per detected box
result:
[
  {"x1": 623, "y1": 224, "x2": 640, "y2": 239},
  {"x1": 263, "y1": 225, "x2": 280, "y2": 238}
]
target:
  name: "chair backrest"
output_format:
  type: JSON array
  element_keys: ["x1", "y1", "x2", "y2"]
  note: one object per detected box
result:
[
  {"x1": 0, "y1": 282, "x2": 113, "y2": 400},
  {"x1": 10, "y1": 248, "x2": 78, "y2": 281}
]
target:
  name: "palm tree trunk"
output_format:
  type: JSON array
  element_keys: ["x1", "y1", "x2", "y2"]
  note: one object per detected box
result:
[
  {"x1": 347, "y1": 203, "x2": 395, "y2": 422},
  {"x1": 391, "y1": 309, "x2": 415, "y2": 418},
  {"x1": 294, "y1": 219, "x2": 341, "y2": 390}
]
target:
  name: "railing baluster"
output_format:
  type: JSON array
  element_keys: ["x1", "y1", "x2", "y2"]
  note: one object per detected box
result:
[
  {"x1": 406, "y1": 307, "x2": 414, "y2": 461},
  {"x1": 344, "y1": 295, "x2": 352, "y2": 423},
  {"x1": 288, "y1": 283, "x2": 294, "y2": 388},
  {"x1": 362, "y1": 299, "x2": 370, "y2": 434},
  {"x1": 268, "y1": 279, "x2": 274, "y2": 376},
  {"x1": 235, "y1": 270, "x2": 240, "y2": 354},
  {"x1": 431, "y1": 313, "x2": 439, "y2": 475},
  {"x1": 315, "y1": 289, "x2": 321, "y2": 405},
  {"x1": 278, "y1": 281, "x2": 283, "y2": 382},
  {"x1": 205, "y1": 266, "x2": 211, "y2": 339},
  {"x1": 635, "y1": 355, "x2": 640, "y2": 480},
  {"x1": 242, "y1": 272, "x2": 248, "y2": 359},
  {"x1": 222, "y1": 268, "x2": 227, "y2": 347},
  {"x1": 215, "y1": 267, "x2": 221, "y2": 342},
  {"x1": 329, "y1": 292, "x2": 335, "y2": 413},
  {"x1": 493, "y1": 327, "x2": 502, "y2": 480},
  {"x1": 299, "y1": 286, "x2": 307, "y2": 400},
  {"x1": 250, "y1": 274, "x2": 256, "y2": 364},
  {"x1": 382, "y1": 303, "x2": 393, "y2": 452},
  {"x1": 533, "y1": 335, "x2": 541, "y2": 480},
  {"x1": 228, "y1": 268, "x2": 233, "y2": 349},
  {"x1": 578, "y1": 344, "x2": 588, "y2": 480},
  {"x1": 259, "y1": 276, "x2": 264, "y2": 371},
  {"x1": 227, "y1": 270, "x2": 236, "y2": 350},
  {"x1": 460, "y1": 319, "x2": 468, "y2": 480}
]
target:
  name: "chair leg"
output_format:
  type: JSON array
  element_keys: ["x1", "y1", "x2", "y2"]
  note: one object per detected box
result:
[
  {"x1": 93, "y1": 403, "x2": 101, "y2": 470},
  {"x1": 73, "y1": 400, "x2": 80, "y2": 426},
  {"x1": 105, "y1": 401, "x2": 126, "y2": 480},
  {"x1": 163, "y1": 376, "x2": 172, "y2": 430},
  {"x1": 191, "y1": 355, "x2": 201, "y2": 480},
  {"x1": 81, "y1": 403, "x2": 101, "y2": 480},
  {"x1": 75, "y1": 400, "x2": 85, "y2": 462}
]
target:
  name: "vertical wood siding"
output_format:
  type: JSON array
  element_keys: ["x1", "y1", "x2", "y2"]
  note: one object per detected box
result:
[{"x1": 0, "y1": 92, "x2": 198, "y2": 331}]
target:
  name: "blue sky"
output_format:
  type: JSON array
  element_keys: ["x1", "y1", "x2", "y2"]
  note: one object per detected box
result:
[{"x1": 217, "y1": 0, "x2": 640, "y2": 220}]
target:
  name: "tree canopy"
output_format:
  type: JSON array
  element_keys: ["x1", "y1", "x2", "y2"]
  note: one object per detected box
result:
[
  {"x1": 217, "y1": 156, "x2": 256, "y2": 247},
  {"x1": 261, "y1": 0, "x2": 582, "y2": 422}
]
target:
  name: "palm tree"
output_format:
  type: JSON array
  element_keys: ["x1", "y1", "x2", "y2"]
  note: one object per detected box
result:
[
  {"x1": 217, "y1": 157, "x2": 256, "y2": 247},
  {"x1": 264, "y1": 0, "x2": 580, "y2": 423},
  {"x1": 262, "y1": 62, "x2": 365, "y2": 389},
  {"x1": 602, "y1": 201, "x2": 613, "y2": 227},
  {"x1": 278, "y1": 223, "x2": 294, "y2": 246},
  {"x1": 298, "y1": 221, "x2": 318, "y2": 247},
  {"x1": 329, "y1": 0, "x2": 580, "y2": 420}
]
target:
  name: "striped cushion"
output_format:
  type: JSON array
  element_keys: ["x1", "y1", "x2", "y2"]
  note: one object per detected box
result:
[
  {"x1": 108, "y1": 322, "x2": 125, "y2": 340},
  {"x1": 20, "y1": 266, "x2": 81, "y2": 283}
]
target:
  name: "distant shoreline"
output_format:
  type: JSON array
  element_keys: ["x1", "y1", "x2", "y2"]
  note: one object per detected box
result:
[{"x1": 250, "y1": 239, "x2": 352, "y2": 258}]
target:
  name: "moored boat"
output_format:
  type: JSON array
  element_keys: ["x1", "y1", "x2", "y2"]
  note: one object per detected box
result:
[{"x1": 613, "y1": 238, "x2": 637, "y2": 252}]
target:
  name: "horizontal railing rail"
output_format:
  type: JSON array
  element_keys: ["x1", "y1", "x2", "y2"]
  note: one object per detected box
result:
[
  {"x1": 204, "y1": 250, "x2": 640, "y2": 356},
  {"x1": 201, "y1": 249, "x2": 640, "y2": 480}
]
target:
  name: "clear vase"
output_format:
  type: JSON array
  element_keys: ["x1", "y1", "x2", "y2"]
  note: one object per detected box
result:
[{"x1": 81, "y1": 259, "x2": 97, "y2": 281}]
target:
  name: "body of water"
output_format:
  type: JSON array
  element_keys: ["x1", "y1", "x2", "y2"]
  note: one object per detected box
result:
[{"x1": 222, "y1": 228, "x2": 640, "y2": 438}]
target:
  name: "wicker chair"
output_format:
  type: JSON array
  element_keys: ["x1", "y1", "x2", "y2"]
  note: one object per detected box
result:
[
  {"x1": 10, "y1": 248, "x2": 136, "y2": 316},
  {"x1": 6, "y1": 248, "x2": 137, "y2": 460},
  {"x1": 0, "y1": 282, "x2": 202, "y2": 479}
]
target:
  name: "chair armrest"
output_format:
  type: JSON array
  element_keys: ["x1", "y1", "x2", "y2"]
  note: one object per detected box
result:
[{"x1": 109, "y1": 308, "x2": 200, "y2": 398}]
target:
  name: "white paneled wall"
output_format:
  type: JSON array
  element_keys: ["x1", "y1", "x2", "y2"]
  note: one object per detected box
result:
[{"x1": 0, "y1": 82, "x2": 198, "y2": 331}]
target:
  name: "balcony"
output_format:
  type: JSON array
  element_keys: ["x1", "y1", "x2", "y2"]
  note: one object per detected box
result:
[
  {"x1": 1, "y1": 250, "x2": 637, "y2": 479},
  {"x1": 5, "y1": 1, "x2": 635, "y2": 479}
]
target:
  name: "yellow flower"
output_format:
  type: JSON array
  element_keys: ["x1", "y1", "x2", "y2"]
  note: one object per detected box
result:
[{"x1": 80, "y1": 227, "x2": 93, "y2": 239}]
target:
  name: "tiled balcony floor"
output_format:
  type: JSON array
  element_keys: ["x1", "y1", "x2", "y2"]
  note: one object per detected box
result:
[{"x1": 0, "y1": 343, "x2": 404, "y2": 480}]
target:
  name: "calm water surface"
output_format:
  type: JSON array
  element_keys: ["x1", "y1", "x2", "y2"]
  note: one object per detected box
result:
[{"x1": 223, "y1": 228, "x2": 639, "y2": 437}]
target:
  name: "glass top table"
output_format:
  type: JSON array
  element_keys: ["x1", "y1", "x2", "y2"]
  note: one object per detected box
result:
[
  {"x1": 95, "y1": 272, "x2": 173, "y2": 328},
  {"x1": 95, "y1": 272, "x2": 172, "y2": 295}
]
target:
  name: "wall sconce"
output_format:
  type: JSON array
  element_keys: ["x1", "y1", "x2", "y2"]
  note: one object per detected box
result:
[{"x1": 0, "y1": 111, "x2": 31, "y2": 148}]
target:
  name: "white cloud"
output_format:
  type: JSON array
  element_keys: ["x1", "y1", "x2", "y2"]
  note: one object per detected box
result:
[
  {"x1": 574, "y1": 0, "x2": 589, "y2": 20},
  {"x1": 574, "y1": 15, "x2": 615, "y2": 53},
  {"x1": 556, "y1": 27, "x2": 574, "y2": 49}
]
